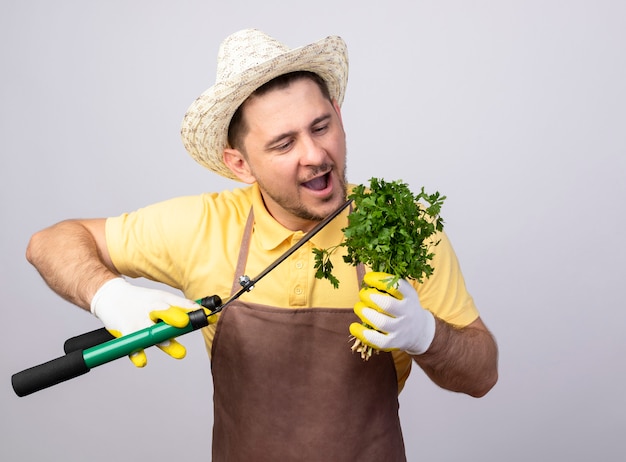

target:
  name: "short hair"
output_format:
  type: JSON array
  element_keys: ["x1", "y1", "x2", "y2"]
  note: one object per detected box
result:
[{"x1": 227, "y1": 71, "x2": 332, "y2": 152}]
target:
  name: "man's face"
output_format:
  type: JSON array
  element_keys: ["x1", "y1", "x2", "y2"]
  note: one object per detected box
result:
[{"x1": 228, "y1": 78, "x2": 348, "y2": 231}]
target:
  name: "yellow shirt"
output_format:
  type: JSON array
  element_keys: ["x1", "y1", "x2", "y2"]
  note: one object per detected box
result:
[{"x1": 106, "y1": 183, "x2": 479, "y2": 391}]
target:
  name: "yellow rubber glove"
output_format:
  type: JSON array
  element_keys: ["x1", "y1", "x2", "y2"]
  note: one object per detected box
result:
[
  {"x1": 146, "y1": 305, "x2": 213, "y2": 362},
  {"x1": 110, "y1": 305, "x2": 215, "y2": 367},
  {"x1": 350, "y1": 272, "x2": 436, "y2": 356},
  {"x1": 106, "y1": 324, "x2": 187, "y2": 367},
  {"x1": 90, "y1": 278, "x2": 203, "y2": 367}
]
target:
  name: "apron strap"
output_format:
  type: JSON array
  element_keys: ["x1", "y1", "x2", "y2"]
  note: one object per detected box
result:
[
  {"x1": 232, "y1": 206, "x2": 366, "y2": 295},
  {"x1": 231, "y1": 207, "x2": 255, "y2": 296}
]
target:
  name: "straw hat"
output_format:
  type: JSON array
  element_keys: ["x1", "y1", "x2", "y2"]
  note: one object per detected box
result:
[{"x1": 180, "y1": 29, "x2": 349, "y2": 180}]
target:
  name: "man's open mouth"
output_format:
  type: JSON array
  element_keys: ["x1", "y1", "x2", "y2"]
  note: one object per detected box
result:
[{"x1": 302, "y1": 172, "x2": 330, "y2": 191}]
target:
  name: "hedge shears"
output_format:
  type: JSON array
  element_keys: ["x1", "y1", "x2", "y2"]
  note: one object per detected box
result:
[{"x1": 12, "y1": 199, "x2": 352, "y2": 397}]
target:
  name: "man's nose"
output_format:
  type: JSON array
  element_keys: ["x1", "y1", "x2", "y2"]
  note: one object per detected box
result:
[{"x1": 300, "y1": 136, "x2": 327, "y2": 165}]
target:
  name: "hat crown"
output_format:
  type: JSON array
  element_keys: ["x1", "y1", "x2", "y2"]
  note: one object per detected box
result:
[{"x1": 216, "y1": 29, "x2": 290, "y2": 81}]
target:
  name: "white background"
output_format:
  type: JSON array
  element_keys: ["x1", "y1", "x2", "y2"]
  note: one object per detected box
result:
[{"x1": 1, "y1": 1, "x2": 624, "y2": 460}]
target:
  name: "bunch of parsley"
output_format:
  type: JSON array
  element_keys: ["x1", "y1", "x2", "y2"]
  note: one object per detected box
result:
[{"x1": 313, "y1": 177, "x2": 446, "y2": 289}]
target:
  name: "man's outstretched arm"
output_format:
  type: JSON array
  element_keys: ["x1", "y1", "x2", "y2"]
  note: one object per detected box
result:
[
  {"x1": 413, "y1": 316, "x2": 498, "y2": 397},
  {"x1": 26, "y1": 218, "x2": 117, "y2": 310}
]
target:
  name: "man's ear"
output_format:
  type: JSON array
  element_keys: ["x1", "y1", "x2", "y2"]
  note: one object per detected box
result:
[{"x1": 223, "y1": 148, "x2": 256, "y2": 184}]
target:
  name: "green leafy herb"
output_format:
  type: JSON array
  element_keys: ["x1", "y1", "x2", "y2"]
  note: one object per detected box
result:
[
  {"x1": 313, "y1": 178, "x2": 446, "y2": 360},
  {"x1": 314, "y1": 177, "x2": 445, "y2": 289}
]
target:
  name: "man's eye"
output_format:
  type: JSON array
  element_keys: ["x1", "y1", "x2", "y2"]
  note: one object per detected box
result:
[
  {"x1": 313, "y1": 125, "x2": 329, "y2": 134},
  {"x1": 275, "y1": 140, "x2": 293, "y2": 151}
]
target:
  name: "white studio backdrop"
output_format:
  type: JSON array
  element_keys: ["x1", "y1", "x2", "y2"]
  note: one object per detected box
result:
[{"x1": 1, "y1": 1, "x2": 624, "y2": 461}]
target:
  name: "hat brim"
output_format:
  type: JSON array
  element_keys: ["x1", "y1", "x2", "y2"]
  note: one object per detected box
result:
[{"x1": 180, "y1": 35, "x2": 348, "y2": 180}]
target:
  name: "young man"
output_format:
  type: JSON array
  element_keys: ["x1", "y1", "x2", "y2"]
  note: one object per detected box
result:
[{"x1": 26, "y1": 29, "x2": 497, "y2": 460}]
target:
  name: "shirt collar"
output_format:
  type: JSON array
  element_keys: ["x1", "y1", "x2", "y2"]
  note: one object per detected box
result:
[{"x1": 250, "y1": 183, "x2": 350, "y2": 251}]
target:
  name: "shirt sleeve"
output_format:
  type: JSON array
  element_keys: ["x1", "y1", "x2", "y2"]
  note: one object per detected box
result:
[
  {"x1": 412, "y1": 231, "x2": 479, "y2": 328},
  {"x1": 105, "y1": 195, "x2": 208, "y2": 289}
]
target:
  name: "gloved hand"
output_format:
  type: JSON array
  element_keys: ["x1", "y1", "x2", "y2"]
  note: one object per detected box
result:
[
  {"x1": 90, "y1": 278, "x2": 202, "y2": 367},
  {"x1": 350, "y1": 272, "x2": 436, "y2": 356}
]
